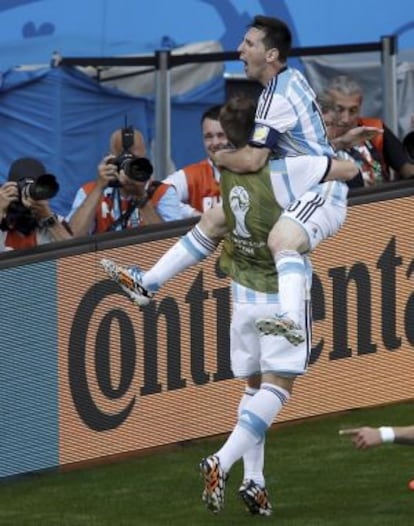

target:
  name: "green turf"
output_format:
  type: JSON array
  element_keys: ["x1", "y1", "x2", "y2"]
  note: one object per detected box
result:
[{"x1": 1, "y1": 401, "x2": 414, "y2": 526}]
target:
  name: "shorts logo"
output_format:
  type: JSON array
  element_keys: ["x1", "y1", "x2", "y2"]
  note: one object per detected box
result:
[
  {"x1": 229, "y1": 186, "x2": 251, "y2": 239},
  {"x1": 252, "y1": 125, "x2": 269, "y2": 145}
]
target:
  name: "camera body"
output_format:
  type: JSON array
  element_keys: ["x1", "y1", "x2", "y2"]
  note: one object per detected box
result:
[
  {"x1": 107, "y1": 126, "x2": 153, "y2": 187},
  {"x1": 1, "y1": 174, "x2": 60, "y2": 235},
  {"x1": 2, "y1": 157, "x2": 60, "y2": 235},
  {"x1": 17, "y1": 174, "x2": 59, "y2": 201}
]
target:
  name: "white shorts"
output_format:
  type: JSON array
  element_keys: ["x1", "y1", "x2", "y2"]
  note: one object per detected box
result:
[
  {"x1": 281, "y1": 191, "x2": 347, "y2": 251},
  {"x1": 230, "y1": 299, "x2": 312, "y2": 378},
  {"x1": 269, "y1": 156, "x2": 330, "y2": 209}
]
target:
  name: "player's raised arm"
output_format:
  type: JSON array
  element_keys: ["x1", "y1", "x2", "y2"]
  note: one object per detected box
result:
[{"x1": 213, "y1": 144, "x2": 270, "y2": 174}]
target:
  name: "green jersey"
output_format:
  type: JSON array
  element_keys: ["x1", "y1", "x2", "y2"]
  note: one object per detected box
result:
[{"x1": 219, "y1": 165, "x2": 282, "y2": 293}]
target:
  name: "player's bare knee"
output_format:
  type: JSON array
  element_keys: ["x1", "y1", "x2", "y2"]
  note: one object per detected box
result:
[
  {"x1": 268, "y1": 218, "x2": 309, "y2": 255},
  {"x1": 267, "y1": 228, "x2": 295, "y2": 255},
  {"x1": 246, "y1": 374, "x2": 261, "y2": 390},
  {"x1": 261, "y1": 373, "x2": 295, "y2": 393}
]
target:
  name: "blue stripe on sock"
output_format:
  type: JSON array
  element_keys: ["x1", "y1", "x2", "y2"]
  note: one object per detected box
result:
[
  {"x1": 181, "y1": 235, "x2": 208, "y2": 260},
  {"x1": 278, "y1": 261, "x2": 305, "y2": 276},
  {"x1": 238, "y1": 409, "x2": 268, "y2": 441}
]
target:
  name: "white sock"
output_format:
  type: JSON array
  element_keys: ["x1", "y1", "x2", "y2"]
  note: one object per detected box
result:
[
  {"x1": 275, "y1": 250, "x2": 306, "y2": 325},
  {"x1": 239, "y1": 388, "x2": 265, "y2": 487},
  {"x1": 141, "y1": 224, "x2": 218, "y2": 291},
  {"x1": 216, "y1": 383, "x2": 290, "y2": 474}
]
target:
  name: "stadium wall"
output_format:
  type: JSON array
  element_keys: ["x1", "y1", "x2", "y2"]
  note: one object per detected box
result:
[{"x1": 0, "y1": 185, "x2": 413, "y2": 479}]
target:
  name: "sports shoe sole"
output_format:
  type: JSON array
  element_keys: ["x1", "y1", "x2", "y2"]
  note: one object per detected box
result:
[
  {"x1": 100, "y1": 258, "x2": 152, "y2": 306},
  {"x1": 199, "y1": 456, "x2": 226, "y2": 514},
  {"x1": 239, "y1": 483, "x2": 272, "y2": 516}
]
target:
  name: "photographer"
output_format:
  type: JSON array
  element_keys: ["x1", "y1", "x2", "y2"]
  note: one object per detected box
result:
[
  {"x1": 67, "y1": 127, "x2": 183, "y2": 237},
  {"x1": 0, "y1": 157, "x2": 72, "y2": 252}
]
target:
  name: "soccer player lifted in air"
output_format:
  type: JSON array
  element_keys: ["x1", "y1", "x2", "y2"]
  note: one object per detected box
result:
[
  {"x1": 101, "y1": 15, "x2": 374, "y2": 345},
  {"x1": 101, "y1": 91, "x2": 361, "y2": 517}
]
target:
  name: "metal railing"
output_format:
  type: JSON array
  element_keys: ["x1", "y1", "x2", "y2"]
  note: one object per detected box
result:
[{"x1": 60, "y1": 36, "x2": 398, "y2": 180}]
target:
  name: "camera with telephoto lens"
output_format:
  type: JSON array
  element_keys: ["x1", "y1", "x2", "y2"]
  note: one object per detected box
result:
[
  {"x1": 1, "y1": 174, "x2": 60, "y2": 236},
  {"x1": 17, "y1": 174, "x2": 60, "y2": 201},
  {"x1": 107, "y1": 125, "x2": 153, "y2": 187}
]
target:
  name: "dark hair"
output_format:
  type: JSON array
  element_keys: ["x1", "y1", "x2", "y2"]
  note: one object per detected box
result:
[
  {"x1": 219, "y1": 94, "x2": 256, "y2": 148},
  {"x1": 250, "y1": 15, "x2": 292, "y2": 61},
  {"x1": 201, "y1": 105, "x2": 222, "y2": 125}
]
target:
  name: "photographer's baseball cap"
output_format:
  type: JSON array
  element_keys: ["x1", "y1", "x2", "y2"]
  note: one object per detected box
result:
[{"x1": 8, "y1": 157, "x2": 46, "y2": 182}]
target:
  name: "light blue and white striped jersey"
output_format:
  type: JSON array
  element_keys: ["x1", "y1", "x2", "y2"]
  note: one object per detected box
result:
[
  {"x1": 251, "y1": 67, "x2": 333, "y2": 157},
  {"x1": 231, "y1": 255, "x2": 313, "y2": 305},
  {"x1": 268, "y1": 156, "x2": 349, "y2": 208},
  {"x1": 250, "y1": 67, "x2": 348, "y2": 206}
]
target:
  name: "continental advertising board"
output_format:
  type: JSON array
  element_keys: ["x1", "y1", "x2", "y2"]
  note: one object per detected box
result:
[
  {"x1": 0, "y1": 194, "x2": 413, "y2": 477},
  {"x1": 57, "y1": 195, "x2": 414, "y2": 467}
]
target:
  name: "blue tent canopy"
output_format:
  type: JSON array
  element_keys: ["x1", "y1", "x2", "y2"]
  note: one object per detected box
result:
[{"x1": 0, "y1": 65, "x2": 224, "y2": 216}]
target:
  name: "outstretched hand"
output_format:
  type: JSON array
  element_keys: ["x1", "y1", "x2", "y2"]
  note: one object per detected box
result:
[
  {"x1": 337, "y1": 126, "x2": 383, "y2": 149},
  {"x1": 339, "y1": 427, "x2": 382, "y2": 449}
]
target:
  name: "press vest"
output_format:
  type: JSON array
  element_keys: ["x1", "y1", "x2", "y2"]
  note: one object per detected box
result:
[
  {"x1": 81, "y1": 181, "x2": 170, "y2": 233},
  {"x1": 183, "y1": 159, "x2": 221, "y2": 212}
]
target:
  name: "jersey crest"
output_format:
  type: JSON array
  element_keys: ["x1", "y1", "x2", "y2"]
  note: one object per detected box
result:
[{"x1": 229, "y1": 186, "x2": 251, "y2": 239}]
